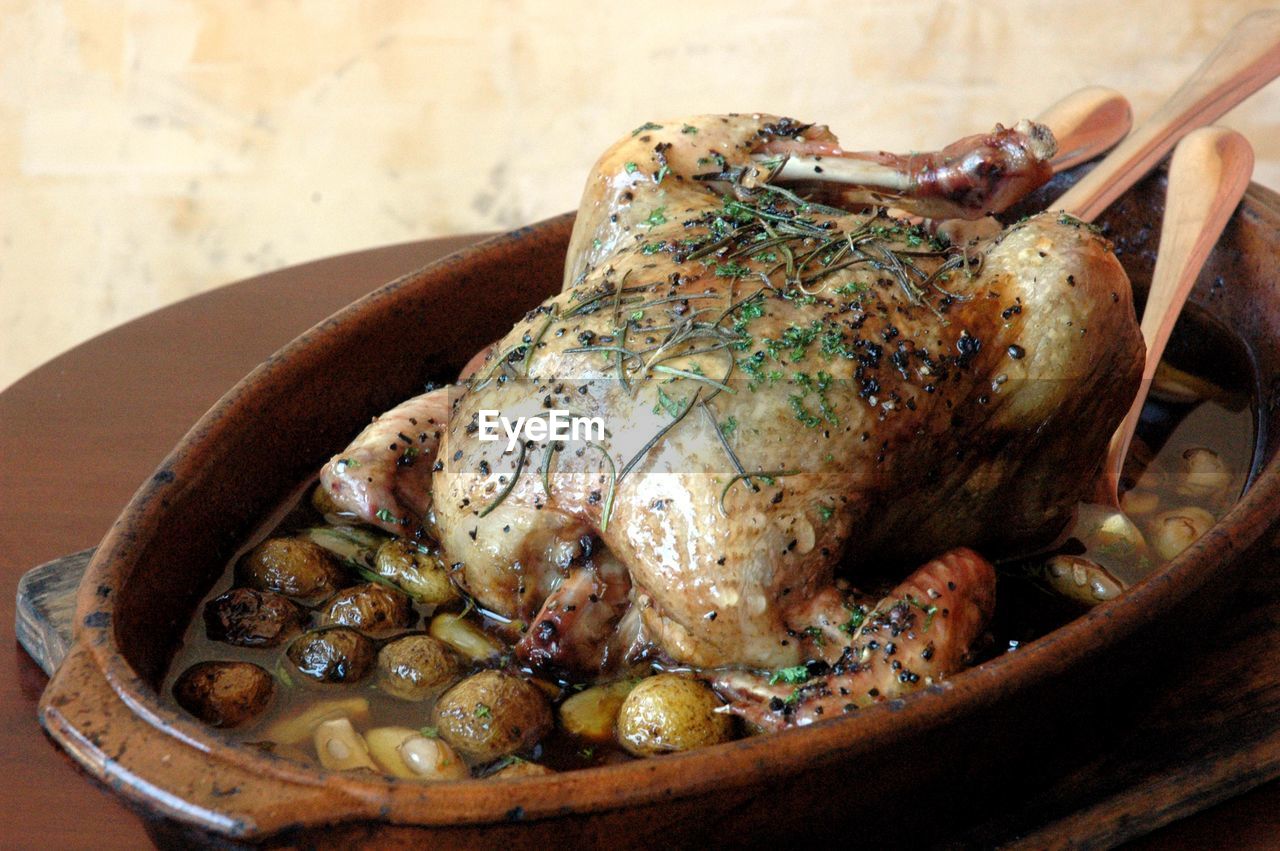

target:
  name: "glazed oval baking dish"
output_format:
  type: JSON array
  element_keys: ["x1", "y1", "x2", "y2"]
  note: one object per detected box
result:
[{"x1": 40, "y1": 168, "x2": 1280, "y2": 847}]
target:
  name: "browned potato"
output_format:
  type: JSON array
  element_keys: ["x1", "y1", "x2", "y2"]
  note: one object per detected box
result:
[
  {"x1": 173, "y1": 661, "x2": 275, "y2": 728},
  {"x1": 377, "y1": 635, "x2": 461, "y2": 701},
  {"x1": 433, "y1": 671, "x2": 552, "y2": 761},
  {"x1": 318, "y1": 582, "x2": 415, "y2": 634},
  {"x1": 237, "y1": 537, "x2": 347, "y2": 601},
  {"x1": 615, "y1": 674, "x2": 732, "y2": 757},
  {"x1": 203, "y1": 588, "x2": 306, "y2": 647},
  {"x1": 287, "y1": 627, "x2": 376, "y2": 683},
  {"x1": 375, "y1": 538, "x2": 459, "y2": 606}
]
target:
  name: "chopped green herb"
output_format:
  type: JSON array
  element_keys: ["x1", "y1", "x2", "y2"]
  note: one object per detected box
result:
[
  {"x1": 789, "y1": 394, "x2": 822, "y2": 428},
  {"x1": 817, "y1": 505, "x2": 834, "y2": 522},
  {"x1": 631, "y1": 122, "x2": 663, "y2": 136},
  {"x1": 375, "y1": 508, "x2": 400, "y2": 524},
  {"x1": 714, "y1": 261, "x2": 749, "y2": 278},
  {"x1": 653, "y1": 386, "x2": 689, "y2": 418},
  {"x1": 720, "y1": 415, "x2": 738, "y2": 438},
  {"x1": 645, "y1": 207, "x2": 668, "y2": 227},
  {"x1": 624, "y1": 161, "x2": 639, "y2": 174},
  {"x1": 681, "y1": 124, "x2": 698, "y2": 134},
  {"x1": 906, "y1": 594, "x2": 940, "y2": 630},
  {"x1": 834, "y1": 281, "x2": 868, "y2": 297},
  {"x1": 474, "y1": 702, "x2": 492, "y2": 719},
  {"x1": 840, "y1": 605, "x2": 867, "y2": 635},
  {"x1": 655, "y1": 164, "x2": 671, "y2": 183},
  {"x1": 419, "y1": 725, "x2": 439, "y2": 738},
  {"x1": 769, "y1": 665, "x2": 812, "y2": 685}
]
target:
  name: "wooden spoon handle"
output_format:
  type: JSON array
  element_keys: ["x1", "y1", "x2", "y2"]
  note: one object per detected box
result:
[
  {"x1": 1037, "y1": 86, "x2": 1132, "y2": 171},
  {"x1": 1103, "y1": 127, "x2": 1255, "y2": 498},
  {"x1": 1058, "y1": 9, "x2": 1280, "y2": 222}
]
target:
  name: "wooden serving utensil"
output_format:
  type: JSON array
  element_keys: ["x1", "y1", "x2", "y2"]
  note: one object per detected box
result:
[
  {"x1": 1055, "y1": 9, "x2": 1280, "y2": 221},
  {"x1": 1040, "y1": 85, "x2": 1133, "y2": 172},
  {"x1": 1098, "y1": 127, "x2": 1255, "y2": 504}
]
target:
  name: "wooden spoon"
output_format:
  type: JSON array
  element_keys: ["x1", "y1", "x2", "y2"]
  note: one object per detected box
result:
[
  {"x1": 1041, "y1": 86, "x2": 1133, "y2": 172},
  {"x1": 1099, "y1": 126, "x2": 1255, "y2": 503},
  {"x1": 1055, "y1": 9, "x2": 1280, "y2": 221}
]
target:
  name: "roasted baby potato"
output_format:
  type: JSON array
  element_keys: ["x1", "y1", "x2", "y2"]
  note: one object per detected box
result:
[
  {"x1": 287, "y1": 627, "x2": 376, "y2": 683},
  {"x1": 375, "y1": 538, "x2": 459, "y2": 606},
  {"x1": 365, "y1": 727, "x2": 468, "y2": 781},
  {"x1": 173, "y1": 660, "x2": 275, "y2": 728},
  {"x1": 318, "y1": 582, "x2": 416, "y2": 634},
  {"x1": 237, "y1": 537, "x2": 347, "y2": 601},
  {"x1": 433, "y1": 670, "x2": 553, "y2": 761},
  {"x1": 203, "y1": 587, "x2": 306, "y2": 647},
  {"x1": 376, "y1": 634, "x2": 461, "y2": 701},
  {"x1": 615, "y1": 673, "x2": 732, "y2": 757}
]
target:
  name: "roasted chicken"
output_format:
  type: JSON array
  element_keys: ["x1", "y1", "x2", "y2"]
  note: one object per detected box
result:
[{"x1": 320, "y1": 113, "x2": 1144, "y2": 727}]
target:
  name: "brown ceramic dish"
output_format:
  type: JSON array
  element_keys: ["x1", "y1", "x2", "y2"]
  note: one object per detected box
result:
[{"x1": 39, "y1": 167, "x2": 1280, "y2": 847}]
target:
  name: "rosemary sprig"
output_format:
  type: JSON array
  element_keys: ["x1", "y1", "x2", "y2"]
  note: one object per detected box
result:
[
  {"x1": 523, "y1": 310, "x2": 558, "y2": 375},
  {"x1": 540, "y1": 441, "x2": 560, "y2": 494},
  {"x1": 585, "y1": 441, "x2": 618, "y2": 532},
  {"x1": 651, "y1": 364, "x2": 736, "y2": 394},
  {"x1": 700, "y1": 399, "x2": 754, "y2": 495},
  {"x1": 563, "y1": 284, "x2": 648, "y2": 318},
  {"x1": 618, "y1": 388, "x2": 702, "y2": 484},
  {"x1": 478, "y1": 439, "x2": 527, "y2": 518}
]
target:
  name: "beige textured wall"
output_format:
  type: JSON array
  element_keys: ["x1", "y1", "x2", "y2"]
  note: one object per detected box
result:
[{"x1": 3, "y1": 0, "x2": 1278, "y2": 391}]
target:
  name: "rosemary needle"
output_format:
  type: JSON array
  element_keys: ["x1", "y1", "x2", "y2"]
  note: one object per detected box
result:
[{"x1": 479, "y1": 440, "x2": 527, "y2": 518}]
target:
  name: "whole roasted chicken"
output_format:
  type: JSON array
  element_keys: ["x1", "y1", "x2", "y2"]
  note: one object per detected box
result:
[{"x1": 321, "y1": 114, "x2": 1144, "y2": 728}]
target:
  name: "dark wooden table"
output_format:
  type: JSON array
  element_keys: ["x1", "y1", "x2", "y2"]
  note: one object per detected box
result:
[{"x1": 2, "y1": 235, "x2": 1277, "y2": 848}]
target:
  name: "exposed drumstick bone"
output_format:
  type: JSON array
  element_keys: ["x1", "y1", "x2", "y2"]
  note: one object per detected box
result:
[
  {"x1": 755, "y1": 119, "x2": 1056, "y2": 220},
  {"x1": 751, "y1": 87, "x2": 1131, "y2": 226},
  {"x1": 1098, "y1": 128, "x2": 1253, "y2": 504}
]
